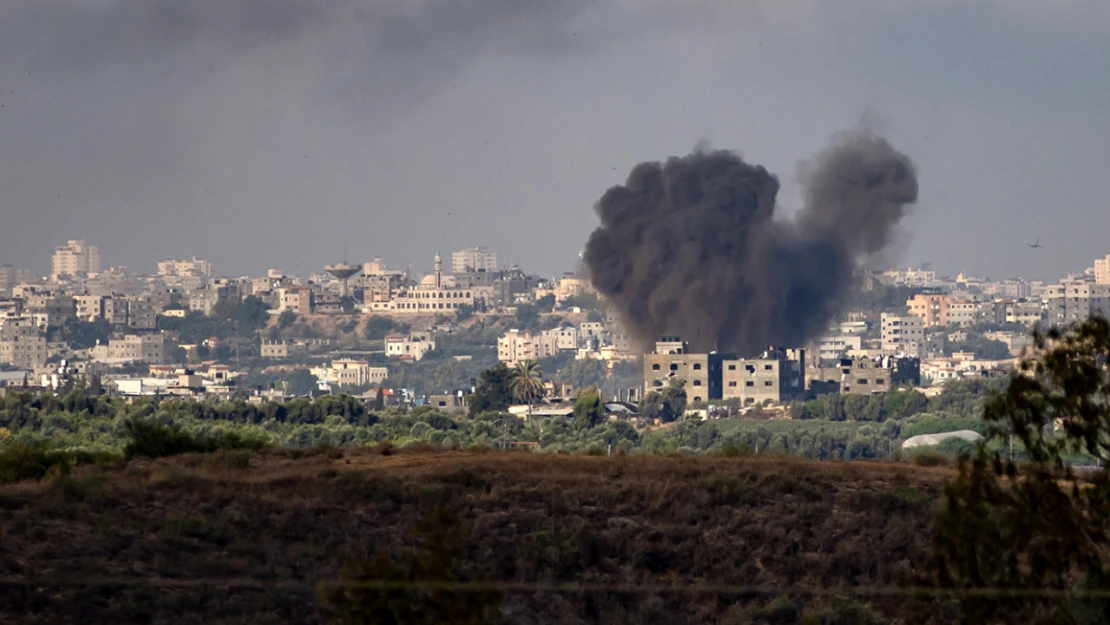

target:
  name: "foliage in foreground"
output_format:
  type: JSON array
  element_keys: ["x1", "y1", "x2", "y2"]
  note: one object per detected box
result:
[
  {"x1": 122, "y1": 417, "x2": 270, "y2": 460},
  {"x1": 928, "y1": 317, "x2": 1110, "y2": 624}
]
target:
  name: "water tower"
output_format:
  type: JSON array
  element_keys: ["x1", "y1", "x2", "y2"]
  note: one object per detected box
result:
[{"x1": 325, "y1": 243, "x2": 362, "y2": 298}]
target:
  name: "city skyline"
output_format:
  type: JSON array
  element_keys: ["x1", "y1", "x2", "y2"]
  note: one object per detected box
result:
[{"x1": 1, "y1": 2, "x2": 1109, "y2": 281}]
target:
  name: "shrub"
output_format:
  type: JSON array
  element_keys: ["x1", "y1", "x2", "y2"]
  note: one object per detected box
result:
[
  {"x1": 122, "y1": 418, "x2": 269, "y2": 460},
  {"x1": 0, "y1": 442, "x2": 118, "y2": 484},
  {"x1": 908, "y1": 448, "x2": 951, "y2": 468}
]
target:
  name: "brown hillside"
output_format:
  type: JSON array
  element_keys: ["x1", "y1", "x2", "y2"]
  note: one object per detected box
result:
[{"x1": 0, "y1": 450, "x2": 951, "y2": 624}]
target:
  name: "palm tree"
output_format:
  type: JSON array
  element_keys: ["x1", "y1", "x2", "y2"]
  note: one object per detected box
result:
[{"x1": 509, "y1": 360, "x2": 544, "y2": 420}]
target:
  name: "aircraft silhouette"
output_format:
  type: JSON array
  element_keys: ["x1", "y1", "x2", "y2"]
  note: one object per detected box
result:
[{"x1": 1027, "y1": 238, "x2": 1043, "y2": 249}]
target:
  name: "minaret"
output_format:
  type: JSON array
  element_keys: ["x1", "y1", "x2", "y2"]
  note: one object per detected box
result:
[{"x1": 434, "y1": 252, "x2": 442, "y2": 289}]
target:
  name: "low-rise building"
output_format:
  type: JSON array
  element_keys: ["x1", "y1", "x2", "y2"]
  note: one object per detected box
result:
[
  {"x1": 385, "y1": 332, "x2": 436, "y2": 361},
  {"x1": 720, "y1": 347, "x2": 806, "y2": 406},
  {"x1": 808, "y1": 356, "x2": 921, "y2": 396},
  {"x1": 0, "y1": 322, "x2": 47, "y2": 368},
  {"x1": 260, "y1": 339, "x2": 309, "y2": 360},
  {"x1": 277, "y1": 285, "x2": 315, "y2": 316},
  {"x1": 321, "y1": 360, "x2": 388, "y2": 387},
  {"x1": 91, "y1": 334, "x2": 165, "y2": 364}
]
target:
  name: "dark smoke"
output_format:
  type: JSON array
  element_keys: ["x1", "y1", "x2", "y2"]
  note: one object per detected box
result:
[{"x1": 583, "y1": 128, "x2": 918, "y2": 356}]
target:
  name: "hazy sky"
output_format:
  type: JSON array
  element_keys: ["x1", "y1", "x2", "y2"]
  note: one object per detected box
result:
[{"x1": 1, "y1": 0, "x2": 1108, "y2": 281}]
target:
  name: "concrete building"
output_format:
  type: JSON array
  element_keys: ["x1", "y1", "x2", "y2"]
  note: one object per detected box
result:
[
  {"x1": 190, "y1": 282, "x2": 243, "y2": 315},
  {"x1": 644, "y1": 338, "x2": 719, "y2": 403},
  {"x1": 24, "y1": 293, "x2": 75, "y2": 327},
  {"x1": 74, "y1": 295, "x2": 105, "y2": 321},
  {"x1": 260, "y1": 340, "x2": 308, "y2": 360},
  {"x1": 907, "y1": 293, "x2": 976, "y2": 328},
  {"x1": 127, "y1": 296, "x2": 158, "y2": 330},
  {"x1": 1095, "y1": 254, "x2": 1110, "y2": 285},
  {"x1": 809, "y1": 356, "x2": 921, "y2": 396},
  {"x1": 158, "y1": 257, "x2": 212, "y2": 277},
  {"x1": 720, "y1": 348, "x2": 806, "y2": 406},
  {"x1": 452, "y1": 247, "x2": 498, "y2": 273},
  {"x1": 498, "y1": 329, "x2": 537, "y2": 365},
  {"x1": 0, "y1": 322, "x2": 47, "y2": 368},
  {"x1": 51, "y1": 239, "x2": 101, "y2": 278},
  {"x1": 880, "y1": 313, "x2": 925, "y2": 356},
  {"x1": 91, "y1": 334, "x2": 164, "y2": 364},
  {"x1": 387, "y1": 254, "x2": 475, "y2": 314},
  {"x1": 815, "y1": 334, "x2": 863, "y2": 362},
  {"x1": 1044, "y1": 281, "x2": 1110, "y2": 325},
  {"x1": 323, "y1": 360, "x2": 388, "y2": 387},
  {"x1": 0, "y1": 265, "x2": 33, "y2": 295},
  {"x1": 385, "y1": 332, "x2": 437, "y2": 361}
]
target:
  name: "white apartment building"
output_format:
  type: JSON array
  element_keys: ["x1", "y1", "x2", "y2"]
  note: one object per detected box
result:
[
  {"x1": 385, "y1": 332, "x2": 437, "y2": 361},
  {"x1": 52, "y1": 239, "x2": 101, "y2": 278},
  {"x1": 158, "y1": 257, "x2": 212, "y2": 277},
  {"x1": 498, "y1": 329, "x2": 537, "y2": 365},
  {"x1": 880, "y1": 313, "x2": 925, "y2": 356},
  {"x1": 321, "y1": 360, "x2": 388, "y2": 387},
  {"x1": 452, "y1": 247, "x2": 498, "y2": 273}
]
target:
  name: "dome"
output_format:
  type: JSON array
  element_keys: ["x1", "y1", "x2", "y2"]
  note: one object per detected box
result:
[{"x1": 419, "y1": 274, "x2": 456, "y2": 287}]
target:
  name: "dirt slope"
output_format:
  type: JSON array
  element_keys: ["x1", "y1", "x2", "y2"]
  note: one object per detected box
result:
[{"x1": 0, "y1": 449, "x2": 951, "y2": 624}]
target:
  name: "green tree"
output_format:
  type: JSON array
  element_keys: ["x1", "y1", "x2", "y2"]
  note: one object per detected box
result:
[
  {"x1": 572, "y1": 388, "x2": 605, "y2": 431},
  {"x1": 466, "y1": 364, "x2": 514, "y2": 417},
  {"x1": 534, "y1": 294, "x2": 556, "y2": 313},
  {"x1": 509, "y1": 360, "x2": 544, "y2": 419},
  {"x1": 514, "y1": 304, "x2": 539, "y2": 329},
  {"x1": 278, "y1": 309, "x2": 298, "y2": 329},
  {"x1": 927, "y1": 318, "x2": 1110, "y2": 622},
  {"x1": 642, "y1": 379, "x2": 687, "y2": 423},
  {"x1": 365, "y1": 316, "x2": 396, "y2": 341},
  {"x1": 455, "y1": 304, "x2": 474, "y2": 322}
]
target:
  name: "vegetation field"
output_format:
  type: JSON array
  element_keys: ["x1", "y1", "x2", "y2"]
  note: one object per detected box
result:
[{"x1": 0, "y1": 447, "x2": 951, "y2": 625}]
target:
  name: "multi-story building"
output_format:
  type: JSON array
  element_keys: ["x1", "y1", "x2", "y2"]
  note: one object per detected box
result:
[
  {"x1": 190, "y1": 282, "x2": 243, "y2": 315},
  {"x1": 809, "y1": 356, "x2": 921, "y2": 396},
  {"x1": 451, "y1": 247, "x2": 498, "y2": 273},
  {"x1": 814, "y1": 334, "x2": 863, "y2": 362},
  {"x1": 720, "y1": 348, "x2": 806, "y2": 406},
  {"x1": 277, "y1": 285, "x2": 315, "y2": 316},
  {"x1": 0, "y1": 265, "x2": 33, "y2": 295},
  {"x1": 74, "y1": 295, "x2": 106, "y2": 321},
  {"x1": 906, "y1": 293, "x2": 976, "y2": 328},
  {"x1": 1095, "y1": 254, "x2": 1110, "y2": 285},
  {"x1": 51, "y1": 239, "x2": 101, "y2": 278},
  {"x1": 24, "y1": 293, "x2": 75, "y2": 327},
  {"x1": 158, "y1": 257, "x2": 212, "y2": 277},
  {"x1": 498, "y1": 329, "x2": 537, "y2": 365},
  {"x1": 385, "y1": 332, "x2": 437, "y2": 361},
  {"x1": 323, "y1": 360, "x2": 388, "y2": 387},
  {"x1": 104, "y1": 297, "x2": 130, "y2": 326},
  {"x1": 127, "y1": 296, "x2": 158, "y2": 330},
  {"x1": 880, "y1": 313, "x2": 925, "y2": 356},
  {"x1": 92, "y1": 334, "x2": 165, "y2": 364},
  {"x1": 0, "y1": 322, "x2": 47, "y2": 368},
  {"x1": 644, "y1": 338, "x2": 719, "y2": 403},
  {"x1": 382, "y1": 254, "x2": 475, "y2": 314},
  {"x1": 1044, "y1": 281, "x2": 1110, "y2": 324}
]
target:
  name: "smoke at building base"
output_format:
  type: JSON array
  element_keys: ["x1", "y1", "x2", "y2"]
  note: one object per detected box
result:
[{"x1": 583, "y1": 127, "x2": 919, "y2": 356}]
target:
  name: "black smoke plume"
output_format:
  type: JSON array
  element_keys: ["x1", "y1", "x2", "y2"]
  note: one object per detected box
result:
[{"x1": 583, "y1": 128, "x2": 918, "y2": 356}]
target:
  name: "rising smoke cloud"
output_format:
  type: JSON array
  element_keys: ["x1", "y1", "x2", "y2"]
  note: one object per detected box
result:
[{"x1": 583, "y1": 128, "x2": 918, "y2": 356}]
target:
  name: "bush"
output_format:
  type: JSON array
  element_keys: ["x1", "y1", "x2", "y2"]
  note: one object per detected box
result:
[
  {"x1": 908, "y1": 448, "x2": 951, "y2": 468},
  {"x1": 0, "y1": 442, "x2": 118, "y2": 484},
  {"x1": 122, "y1": 418, "x2": 269, "y2": 460}
]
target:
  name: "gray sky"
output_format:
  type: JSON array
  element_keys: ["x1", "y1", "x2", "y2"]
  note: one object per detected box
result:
[{"x1": 1, "y1": 0, "x2": 1108, "y2": 281}]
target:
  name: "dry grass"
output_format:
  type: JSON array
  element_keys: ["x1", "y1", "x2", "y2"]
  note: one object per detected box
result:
[{"x1": 0, "y1": 447, "x2": 951, "y2": 624}]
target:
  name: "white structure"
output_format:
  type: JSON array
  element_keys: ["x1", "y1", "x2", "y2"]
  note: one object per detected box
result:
[
  {"x1": 158, "y1": 257, "x2": 212, "y2": 277},
  {"x1": 317, "y1": 360, "x2": 388, "y2": 387},
  {"x1": 880, "y1": 313, "x2": 924, "y2": 356},
  {"x1": 51, "y1": 239, "x2": 101, "y2": 278},
  {"x1": 452, "y1": 247, "x2": 498, "y2": 273},
  {"x1": 902, "y1": 430, "x2": 984, "y2": 449},
  {"x1": 385, "y1": 332, "x2": 436, "y2": 361}
]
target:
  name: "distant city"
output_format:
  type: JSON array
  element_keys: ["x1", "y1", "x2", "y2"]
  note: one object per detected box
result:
[{"x1": 1, "y1": 238, "x2": 1109, "y2": 413}]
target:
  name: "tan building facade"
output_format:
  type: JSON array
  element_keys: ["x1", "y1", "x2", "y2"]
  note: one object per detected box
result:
[{"x1": 51, "y1": 239, "x2": 101, "y2": 278}]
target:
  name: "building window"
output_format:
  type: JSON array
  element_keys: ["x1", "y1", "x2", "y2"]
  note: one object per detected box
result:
[
  {"x1": 694, "y1": 396, "x2": 702, "y2": 402},
  {"x1": 693, "y1": 380, "x2": 702, "y2": 386},
  {"x1": 857, "y1": 379, "x2": 868, "y2": 385},
  {"x1": 764, "y1": 381, "x2": 773, "y2": 386},
  {"x1": 764, "y1": 364, "x2": 773, "y2": 371},
  {"x1": 670, "y1": 364, "x2": 678, "y2": 371},
  {"x1": 728, "y1": 365, "x2": 736, "y2": 370},
  {"x1": 745, "y1": 381, "x2": 754, "y2": 387},
  {"x1": 728, "y1": 381, "x2": 737, "y2": 387},
  {"x1": 875, "y1": 379, "x2": 885, "y2": 385},
  {"x1": 652, "y1": 364, "x2": 660, "y2": 371},
  {"x1": 693, "y1": 363, "x2": 702, "y2": 370}
]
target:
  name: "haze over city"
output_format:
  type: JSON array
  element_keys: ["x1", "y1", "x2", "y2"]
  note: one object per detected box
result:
[{"x1": 2, "y1": 0, "x2": 1109, "y2": 280}]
